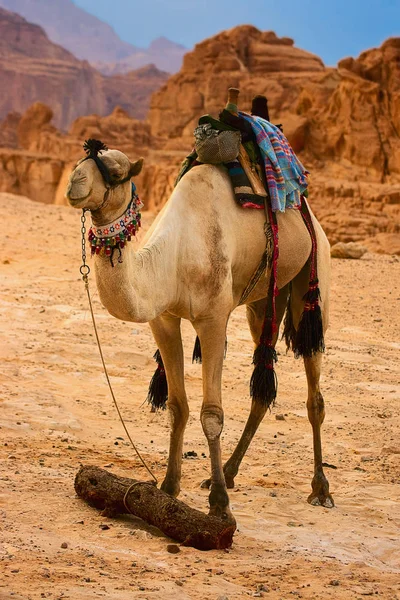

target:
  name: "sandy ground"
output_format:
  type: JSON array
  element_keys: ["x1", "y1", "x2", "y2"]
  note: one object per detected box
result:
[{"x1": 0, "y1": 192, "x2": 399, "y2": 600}]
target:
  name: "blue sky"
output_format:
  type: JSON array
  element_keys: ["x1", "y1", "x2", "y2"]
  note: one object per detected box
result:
[{"x1": 74, "y1": 0, "x2": 399, "y2": 65}]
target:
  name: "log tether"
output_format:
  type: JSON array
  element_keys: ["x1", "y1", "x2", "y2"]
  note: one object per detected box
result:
[{"x1": 74, "y1": 466, "x2": 236, "y2": 550}]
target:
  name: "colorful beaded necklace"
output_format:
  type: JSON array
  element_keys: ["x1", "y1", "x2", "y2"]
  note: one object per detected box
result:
[{"x1": 88, "y1": 182, "x2": 143, "y2": 265}]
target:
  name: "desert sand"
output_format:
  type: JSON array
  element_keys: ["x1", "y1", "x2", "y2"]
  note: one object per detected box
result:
[{"x1": 0, "y1": 192, "x2": 399, "y2": 600}]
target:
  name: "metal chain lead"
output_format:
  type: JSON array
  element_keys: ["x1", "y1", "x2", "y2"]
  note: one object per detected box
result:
[
  {"x1": 80, "y1": 210, "x2": 90, "y2": 281},
  {"x1": 79, "y1": 210, "x2": 157, "y2": 485}
]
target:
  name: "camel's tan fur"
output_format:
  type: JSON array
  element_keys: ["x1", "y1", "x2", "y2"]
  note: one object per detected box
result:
[{"x1": 66, "y1": 149, "x2": 333, "y2": 520}]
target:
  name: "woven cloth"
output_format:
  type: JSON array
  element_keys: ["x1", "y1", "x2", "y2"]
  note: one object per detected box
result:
[
  {"x1": 225, "y1": 160, "x2": 264, "y2": 209},
  {"x1": 241, "y1": 113, "x2": 309, "y2": 212}
]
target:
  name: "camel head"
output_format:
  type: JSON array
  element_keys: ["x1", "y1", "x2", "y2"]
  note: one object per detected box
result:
[{"x1": 66, "y1": 147, "x2": 144, "y2": 216}]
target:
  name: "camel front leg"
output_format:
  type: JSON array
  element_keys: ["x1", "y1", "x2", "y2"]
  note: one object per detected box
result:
[
  {"x1": 304, "y1": 353, "x2": 334, "y2": 508},
  {"x1": 195, "y1": 318, "x2": 234, "y2": 522},
  {"x1": 150, "y1": 316, "x2": 188, "y2": 498}
]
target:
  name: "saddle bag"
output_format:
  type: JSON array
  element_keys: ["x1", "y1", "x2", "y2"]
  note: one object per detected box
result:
[{"x1": 194, "y1": 123, "x2": 241, "y2": 164}]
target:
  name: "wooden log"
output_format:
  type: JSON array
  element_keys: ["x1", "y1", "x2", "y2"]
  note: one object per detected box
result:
[{"x1": 74, "y1": 466, "x2": 236, "y2": 550}]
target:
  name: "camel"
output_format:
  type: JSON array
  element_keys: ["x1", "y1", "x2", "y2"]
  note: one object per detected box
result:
[{"x1": 66, "y1": 146, "x2": 334, "y2": 522}]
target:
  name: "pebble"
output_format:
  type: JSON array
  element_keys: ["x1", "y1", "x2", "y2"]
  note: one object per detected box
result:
[
  {"x1": 329, "y1": 580, "x2": 340, "y2": 586},
  {"x1": 183, "y1": 450, "x2": 198, "y2": 459},
  {"x1": 275, "y1": 414, "x2": 285, "y2": 421},
  {"x1": 99, "y1": 524, "x2": 110, "y2": 530},
  {"x1": 330, "y1": 242, "x2": 367, "y2": 259},
  {"x1": 167, "y1": 544, "x2": 180, "y2": 554},
  {"x1": 61, "y1": 542, "x2": 68, "y2": 549}
]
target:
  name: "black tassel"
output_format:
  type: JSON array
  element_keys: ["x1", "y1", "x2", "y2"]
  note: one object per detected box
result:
[
  {"x1": 147, "y1": 350, "x2": 168, "y2": 410},
  {"x1": 293, "y1": 281, "x2": 325, "y2": 358},
  {"x1": 82, "y1": 138, "x2": 113, "y2": 185},
  {"x1": 83, "y1": 139, "x2": 108, "y2": 158},
  {"x1": 250, "y1": 342, "x2": 277, "y2": 408},
  {"x1": 192, "y1": 336, "x2": 202, "y2": 364}
]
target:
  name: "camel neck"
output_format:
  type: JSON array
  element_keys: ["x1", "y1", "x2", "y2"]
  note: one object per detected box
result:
[{"x1": 91, "y1": 203, "x2": 180, "y2": 323}]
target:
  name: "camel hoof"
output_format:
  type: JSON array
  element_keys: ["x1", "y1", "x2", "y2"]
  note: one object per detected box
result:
[
  {"x1": 208, "y1": 505, "x2": 235, "y2": 523},
  {"x1": 161, "y1": 479, "x2": 180, "y2": 498},
  {"x1": 308, "y1": 493, "x2": 335, "y2": 508},
  {"x1": 308, "y1": 472, "x2": 334, "y2": 508},
  {"x1": 225, "y1": 475, "x2": 235, "y2": 489},
  {"x1": 323, "y1": 496, "x2": 335, "y2": 508},
  {"x1": 200, "y1": 475, "x2": 235, "y2": 489}
]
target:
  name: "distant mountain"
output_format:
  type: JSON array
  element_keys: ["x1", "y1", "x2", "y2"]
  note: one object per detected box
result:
[
  {"x1": 0, "y1": 0, "x2": 186, "y2": 72},
  {"x1": 0, "y1": 7, "x2": 168, "y2": 128},
  {"x1": 95, "y1": 37, "x2": 187, "y2": 75}
]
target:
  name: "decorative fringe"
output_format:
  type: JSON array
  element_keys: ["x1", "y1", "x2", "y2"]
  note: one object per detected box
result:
[
  {"x1": 288, "y1": 196, "x2": 325, "y2": 358},
  {"x1": 249, "y1": 201, "x2": 279, "y2": 407},
  {"x1": 147, "y1": 350, "x2": 168, "y2": 410},
  {"x1": 293, "y1": 280, "x2": 325, "y2": 358},
  {"x1": 192, "y1": 336, "x2": 202, "y2": 363},
  {"x1": 250, "y1": 311, "x2": 278, "y2": 408}
]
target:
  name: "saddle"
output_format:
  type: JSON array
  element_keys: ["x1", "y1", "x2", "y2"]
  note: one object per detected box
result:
[{"x1": 176, "y1": 112, "x2": 269, "y2": 209}]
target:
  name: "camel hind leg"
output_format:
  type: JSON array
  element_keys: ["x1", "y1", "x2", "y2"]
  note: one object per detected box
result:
[
  {"x1": 304, "y1": 353, "x2": 334, "y2": 507},
  {"x1": 288, "y1": 244, "x2": 334, "y2": 508}
]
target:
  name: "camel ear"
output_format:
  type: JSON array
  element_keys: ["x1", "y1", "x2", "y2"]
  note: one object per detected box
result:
[
  {"x1": 129, "y1": 158, "x2": 144, "y2": 177},
  {"x1": 101, "y1": 156, "x2": 125, "y2": 181}
]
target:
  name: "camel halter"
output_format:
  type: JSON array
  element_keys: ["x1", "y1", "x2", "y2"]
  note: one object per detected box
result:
[
  {"x1": 88, "y1": 182, "x2": 143, "y2": 266},
  {"x1": 79, "y1": 139, "x2": 157, "y2": 485},
  {"x1": 81, "y1": 139, "x2": 143, "y2": 266}
]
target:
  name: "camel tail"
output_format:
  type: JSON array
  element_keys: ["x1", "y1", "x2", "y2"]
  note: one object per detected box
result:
[
  {"x1": 282, "y1": 283, "x2": 296, "y2": 352},
  {"x1": 147, "y1": 350, "x2": 168, "y2": 410}
]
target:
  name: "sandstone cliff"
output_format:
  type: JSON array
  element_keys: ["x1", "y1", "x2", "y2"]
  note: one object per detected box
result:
[
  {"x1": 150, "y1": 26, "x2": 325, "y2": 140},
  {"x1": 146, "y1": 26, "x2": 400, "y2": 253},
  {"x1": 0, "y1": 8, "x2": 168, "y2": 128},
  {"x1": 150, "y1": 26, "x2": 400, "y2": 185},
  {"x1": 0, "y1": 102, "x2": 160, "y2": 205}
]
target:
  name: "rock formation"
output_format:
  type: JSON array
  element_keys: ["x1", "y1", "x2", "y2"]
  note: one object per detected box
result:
[
  {"x1": 0, "y1": 8, "x2": 168, "y2": 128},
  {"x1": 150, "y1": 26, "x2": 400, "y2": 183},
  {"x1": 147, "y1": 26, "x2": 400, "y2": 253},
  {"x1": 0, "y1": 103, "x2": 156, "y2": 204},
  {"x1": 0, "y1": 23, "x2": 399, "y2": 254},
  {"x1": 149, "y1": 26, "x2": 325, "y2": 140}
]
